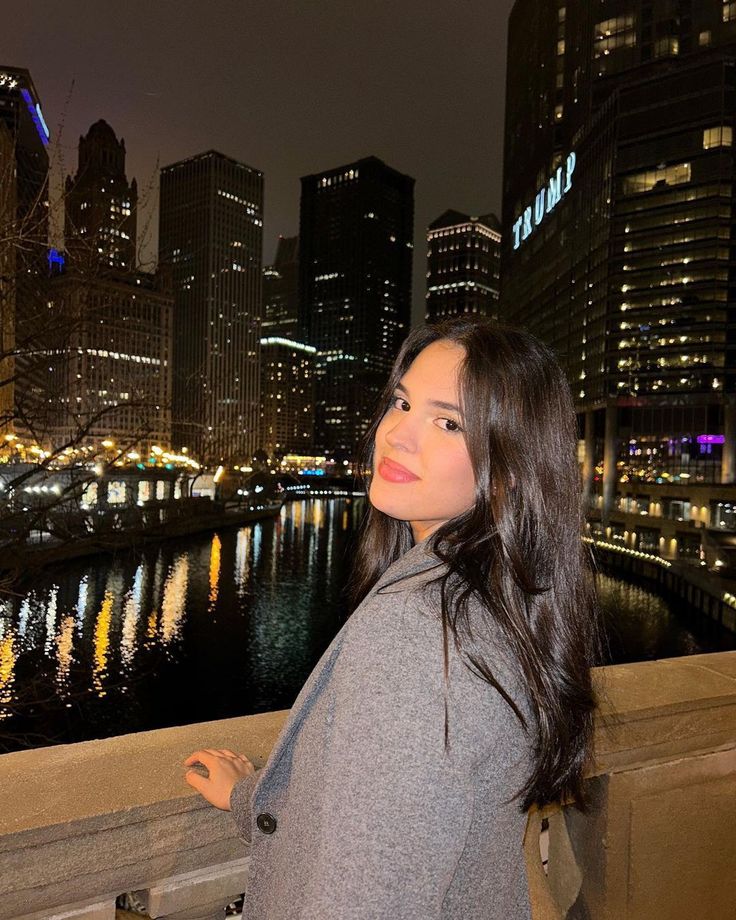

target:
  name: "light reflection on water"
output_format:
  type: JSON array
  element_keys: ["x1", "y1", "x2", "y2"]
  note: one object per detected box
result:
[
  {"x1": 0, "y1": 498, "x2": 365, "y2": 751},
  {"x1": 0, "y1": 496, "x2": 733, "y2": 752}
]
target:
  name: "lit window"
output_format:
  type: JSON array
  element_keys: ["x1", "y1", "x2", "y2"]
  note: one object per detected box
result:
[
  {"x1": 557, "y1": 39, "x2": 566, "y2": 55},
  {"x1": 107, "y1": 481, "x2": 126, "y2": 504},
  {"x1": 654, "y1": 36, "x2": 679, "y2": 58},
  {"x1": 703, "y1": 126, "x2": 733, "y2": 149},
  {"x1": 724, "y1": 1, "x2": 736, "y2": 23},
  {"x1": 622, "y1": 162, "x2": 692, "y2": 195},
  {"x1": 594, "y1": 15, "x2": 636, "y2": 57},
  {"x1": 699, "y1": 30, "x2": 712, "y2": 46}
]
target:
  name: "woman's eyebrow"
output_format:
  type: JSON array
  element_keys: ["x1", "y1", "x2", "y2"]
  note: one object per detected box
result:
[
  {"x1": 429, "y1": 399, "x2": 461, "y2": 413},
  {"x1": 395, "y1": 383, "x2": 461, "y2": 414}
]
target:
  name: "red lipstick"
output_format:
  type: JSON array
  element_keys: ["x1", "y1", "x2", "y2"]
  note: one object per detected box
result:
[{"x1": 377, "y1": 456, "x2": 420, "y2": 483}]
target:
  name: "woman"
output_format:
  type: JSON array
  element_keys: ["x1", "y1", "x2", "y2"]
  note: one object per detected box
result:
[{"x1": 185, "y1": 318, "x2": 601, "y2": 919}]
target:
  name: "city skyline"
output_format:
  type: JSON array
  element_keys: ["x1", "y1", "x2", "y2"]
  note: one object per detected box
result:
[{"x1": 3, "y1": 0, "x2": 514, "y2": 325}]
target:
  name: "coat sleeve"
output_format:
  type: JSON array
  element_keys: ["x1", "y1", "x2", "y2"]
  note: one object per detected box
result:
[
  {"x1": 229, "y1": 770, "x2": 258, "y2": 843},
  {"x1": 299, "y1": 594, "x2": 478, "y2": 919}
]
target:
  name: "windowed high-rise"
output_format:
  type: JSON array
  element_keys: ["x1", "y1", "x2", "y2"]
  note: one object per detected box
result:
[
  {"x1": 64, "y1": 120, "x2": 137, "y2": 271},
  {"x1": 299, "y1": 156, "x2": 414, "y2": 459},
  {"x1": 159, "y1": 151, "x2": 263, "y2": 465},
  {"x1": 259, "y1": 336, "x2": 315, "y2": 456},
  {"x1": 502, "y1": 0, "x2": 736, "y2": 524},
  {"x1": 0, "y1": 66, "x2": 50, "y2": 433},
  {"x1": 425, "y1": 211, "x2": 501, "y2": 322},
  {"x1": 0, "y1": 66, "x2": 49, "y2": 255},
  {"x1": 262, "y1": 235, "x2": 299, "y2": 339},
  {"x1": 37, "y1": 121, "x2": 172, "y2": 453}
]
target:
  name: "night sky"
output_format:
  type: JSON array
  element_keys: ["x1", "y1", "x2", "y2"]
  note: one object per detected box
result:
[{"x1": 7, "y1": 0, "x2": 515, "y2": 323}]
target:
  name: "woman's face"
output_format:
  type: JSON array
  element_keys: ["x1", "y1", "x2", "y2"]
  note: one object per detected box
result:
[{"x1": 370, "y1": 339, "x2": 476, "y2": 543}]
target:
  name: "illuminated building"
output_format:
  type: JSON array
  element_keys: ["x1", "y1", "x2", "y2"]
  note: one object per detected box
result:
[
  {"x1": 299, "y1": 156, "x2": 414, "y2": 459},
  {"x1": 44, "y1": 268, "x2": 173, "y2": 452},
  {"x1": 425, "y1": 210, "x2": 501, "y2": 322},
  {"x1": 502, "y1": 0, "x2": 736, "y2": 524},
  {"x1": 259, "y1": 336, "x2": 315, "y2": 456},
  {"x1": 159, "y1": 151, "x2": 263, "y2": 464},
  {"x1": 64, "y1": 120, "x2": 137, "y2": 271},
  {"x1": 263, "y1": 236, "x2": 300, "y2": 339},
  {"x1": 29, "y1": 125, "x2": 173, "y2": 454}
]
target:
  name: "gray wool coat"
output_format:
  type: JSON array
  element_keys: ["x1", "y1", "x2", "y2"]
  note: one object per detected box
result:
[{"x1": 230, "y1": 540, "x2": 533, "y2": 919}]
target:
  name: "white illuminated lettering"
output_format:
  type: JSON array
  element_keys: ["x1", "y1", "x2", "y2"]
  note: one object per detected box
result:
[
  {"x1": 512, "y1": 216, "x2": 523, "y2": 250},
  {"x1": 522, "y1": 207, "x2": 533, "y2": 240},
  {"x1": 547, "y1": 168, "x2": 563, "y2": 211},
  {"x1": 534, "y1": 188, "x2": 546, "y2": 225},
  {"x1": 511, "y1": 150, "x2": 576, "y2": 249}
]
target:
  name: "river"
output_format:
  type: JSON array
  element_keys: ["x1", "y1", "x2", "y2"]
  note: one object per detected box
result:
[{"x1": 0, "y1": 497, "x2": 733, "y2": 752}]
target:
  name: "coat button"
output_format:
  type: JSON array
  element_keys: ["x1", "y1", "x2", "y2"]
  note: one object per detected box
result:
[{"x1": 256, "y1": 812, "x2": 277, "y2": 835}]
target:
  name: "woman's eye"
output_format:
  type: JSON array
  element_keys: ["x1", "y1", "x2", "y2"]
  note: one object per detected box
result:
[
  {"x1": 390, "y1": 395, "x2": 410, "y2": 411},
  {"x1": 438, "y1": 417, "x2": 462, "y2": 432}
]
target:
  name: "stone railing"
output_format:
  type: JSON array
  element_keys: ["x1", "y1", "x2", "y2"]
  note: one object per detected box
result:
[{"x1": 1, "y1": 652, "x2": 734, "y2": 920}]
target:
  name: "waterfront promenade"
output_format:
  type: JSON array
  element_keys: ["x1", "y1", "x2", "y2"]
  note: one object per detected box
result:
[{"x1": 0, "y1": 650, "x2": 734, "y2": 920}]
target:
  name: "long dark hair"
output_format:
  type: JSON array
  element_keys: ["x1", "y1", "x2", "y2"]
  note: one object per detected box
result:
[{"x1": 351, "y1": 317, "x2": 602, "y2": 811}]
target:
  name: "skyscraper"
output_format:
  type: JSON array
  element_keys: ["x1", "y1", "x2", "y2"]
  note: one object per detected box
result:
[
  {"x1": 0, "y1": 66, "x2": 49, "y2": 438},
  {"x1": 159, "y1": 151, "x2": 264, "y2": 465},
  {"x1": 0, "y1": 66, "x2": 49, "y2": 255},
  {"x1": 37, "y1": 121, "x2": 172, "y2": 453},
  {"x1": 44, "y1": 269, "x2": 173, "y2": 452},
  {"x1": 64, "y1": 120, "x2": 137, "y2": 271},
  {"x1": 299, "y1": 156, "x2": 414, "y2": 459},
  {"x1": 259, "y1": 336, "x2": 315, "y2": 456},
  {"x1": 425, "y1": 210, "x2": 501, "y2": 322},
  {"x1": 502, "y1": 0, "x2": 736, "y2": 525},
  {"x1": 262, "y1": 235, "x2": 299, "y2": 339}
]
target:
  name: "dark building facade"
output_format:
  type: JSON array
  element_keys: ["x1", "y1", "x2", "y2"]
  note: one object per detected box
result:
[
  {"x1": 502, "y1": 0, "x2": 736, "y2": 529},
  {"x1": 64, "y1": 120, "x2": 137, "y2": 271},
  {"x1": 0, "y1": 67, "x2": 50, "y2": 434},
  {"x1": 262, "y1": 235, "x2": 299, "y2": 339},
  {"x1": 0, "y1": 66, "x2": 49, "y2": 255},
  {"x1": 159, "y1": 151, "x2": 263, "y2": 465},
  {"x1": 425, "y1": 210, "x2": 501, "y2": 322},
  {"x1": 299, "y1": 156, "x2": 414, "y2": 459}
]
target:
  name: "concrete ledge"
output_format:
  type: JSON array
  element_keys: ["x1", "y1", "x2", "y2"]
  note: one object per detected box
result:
[
  {"x1": 592, "y1": 652, "x2": 736, "y2": 771},
  {"x1": 0, "y1": 653, "x2": 735, "y2": 919},
  {"x1": 0, "y1": 711, "x2": 286, "y2": 919}
]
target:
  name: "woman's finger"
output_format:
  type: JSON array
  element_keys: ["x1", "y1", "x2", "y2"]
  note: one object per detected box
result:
[
  {"x1": 184, "y1": 769, "x2": 209, "y2": 793},
  {"x1": 184, "y1": 750, "x2": 215, "y2": 767}
]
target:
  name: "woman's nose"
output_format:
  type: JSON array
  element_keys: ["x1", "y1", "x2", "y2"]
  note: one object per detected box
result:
[{"x1": 383, "y1": 414, "x2": 417, "y2": 452}]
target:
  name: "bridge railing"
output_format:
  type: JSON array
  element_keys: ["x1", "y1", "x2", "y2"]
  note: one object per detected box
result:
[{"x1": 1, "y1": 651, "x2": 734, "y2": 920}]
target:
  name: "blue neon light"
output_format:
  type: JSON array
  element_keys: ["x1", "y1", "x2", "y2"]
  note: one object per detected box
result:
[
  {"x1": 47, "y1": 248, "x2": 65, "y2": 271},
  {"x1": 20, "y1": 88, "x2": 49, "y2": 145}
]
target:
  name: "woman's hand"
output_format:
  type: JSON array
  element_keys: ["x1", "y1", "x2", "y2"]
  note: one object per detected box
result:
[{"x1": 184, "y1": 748, "x2": 256, "y2": 811}]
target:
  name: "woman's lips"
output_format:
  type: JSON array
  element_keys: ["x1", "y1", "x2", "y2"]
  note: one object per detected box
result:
[{"x1": 377, "y1": 456, "x2": 420, "y2": 483}]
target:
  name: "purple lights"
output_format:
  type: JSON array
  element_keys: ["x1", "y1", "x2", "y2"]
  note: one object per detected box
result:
[{"x1": 697, "y1": 435, "x2": 725, "y2": 445}]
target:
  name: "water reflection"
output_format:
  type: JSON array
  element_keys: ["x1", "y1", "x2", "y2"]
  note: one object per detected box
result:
[
  {"x1": 92, "y1": 591, "x2": 113, "y2": 698},
  {"x1": 0, "y1": 628, "x2": 15, "y2": 719},
  {"x1": 0, "y1": 497, "x2": 732, "y2": 752},
  {"x1": 161, "y1": 556, "x2": 189, "y2": 644}
]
